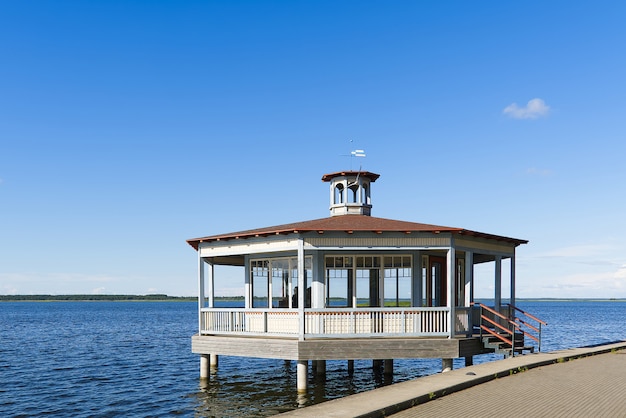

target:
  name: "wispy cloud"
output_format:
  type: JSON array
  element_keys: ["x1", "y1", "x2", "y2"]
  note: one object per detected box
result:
[
  {"x1": 503, "y1": 98, "x2": 550, "y2": 119},
  {"x1": 526, "y1": 167, "x2": 552, "y2": 176},
  {"x1": 540, "y1": 269, "x2": 626, "y2": 295},
  {"x1": 535, "y1": 244, "x2": 615, "y2": 259},
  {"x1": 0, "y1": 272, "x2": 122, "y2": 295}
]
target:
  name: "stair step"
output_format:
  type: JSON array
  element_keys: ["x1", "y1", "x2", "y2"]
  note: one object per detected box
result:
[{"x1": 481, "y1": 335, "x2": 535, "y2": 355}]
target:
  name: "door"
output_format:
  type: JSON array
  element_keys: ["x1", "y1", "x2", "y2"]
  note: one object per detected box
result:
[{"x1": 427, "y1": 256, "x2": 447, "y2": 307}]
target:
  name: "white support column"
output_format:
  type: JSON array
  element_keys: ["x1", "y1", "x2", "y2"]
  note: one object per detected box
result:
[
  {"x1": 464, "y1": 252, "x2": 473, "y2": 307},
  {"x1": 297, "y1": 238, "x2": 305, "y2": 341},
  {"x1": 198, "y1": 255, "x2": 205, "y2": 333},
  {"x1": 510, "y1": 254, "x2": 516, "y2": 307},
  {"x1": 208, "y1": 262, "x2": 215, "y2": 308},
  {"x1": 200, "y1": 354, "x2": 210, "y2": 379},
  {"x1": 495, "y1": 255, "x2": 502, "y2": 312},
  {"x1": 447, "y1": 246, "x2": 456, "y2": 338},
  {"x1": 297, "y1": 360, "x2": 308, "y2": 392},
  {"x1": 244, "y1": 257, "x2": 251, "y2": 309},
  {"x1": 311, "y1": 253, "x2": 324, "y2": 309}
]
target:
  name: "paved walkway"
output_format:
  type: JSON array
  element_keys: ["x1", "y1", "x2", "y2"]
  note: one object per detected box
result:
[{"x1": 278, "y1": 341, "x2": 626, "y2": 418}]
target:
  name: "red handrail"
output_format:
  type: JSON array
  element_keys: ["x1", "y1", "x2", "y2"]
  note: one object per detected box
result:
[
  {"x1": 516, "y1": 317, "x2": 540, "y2": 333},
  {"x1": 480, "y1": 325, "x2": 512, "y2": 346},
  {"x1": 510, "y1": 304, "x2": 548, "y2": 325},
  {"x1": 472, "y1": 302, "x2": 546, "y2": 354},
  {"x1": 481, "y1": 311, "x2": 519, "y2": 333},
  {"x1": 509, "y1": 304, "x2": 546, "y2": 351},
  {"x1": 472, "y1": 302, "x2": 518, "y2": 352}
]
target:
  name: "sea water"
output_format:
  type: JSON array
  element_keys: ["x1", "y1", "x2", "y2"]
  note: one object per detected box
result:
[{"x1": 1, "y1": 300, "x2": 624, "y2": 417}]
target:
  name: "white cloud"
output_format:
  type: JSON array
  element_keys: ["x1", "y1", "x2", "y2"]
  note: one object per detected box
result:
[
  {"x1": 92, "y1": 287, "x2": 106, "y2": 294},
  {"x1": 503, "y1": 98, "x2": 550, "y2": 119}
]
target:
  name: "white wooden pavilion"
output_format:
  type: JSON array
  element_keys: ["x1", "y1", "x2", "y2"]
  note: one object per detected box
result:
[{"x1": 187, "y1": 170, "x2": 542, "y2": 392}]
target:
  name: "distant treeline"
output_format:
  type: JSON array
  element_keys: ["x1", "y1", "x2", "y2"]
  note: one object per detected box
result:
[{"x1": 0, "y1": 294, "x2": 202, "y2": 302}]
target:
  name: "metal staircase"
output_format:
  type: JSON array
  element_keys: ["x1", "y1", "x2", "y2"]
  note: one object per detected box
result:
[{"x1": 473, "y1": 303, "x2": 547, "y2": 358}]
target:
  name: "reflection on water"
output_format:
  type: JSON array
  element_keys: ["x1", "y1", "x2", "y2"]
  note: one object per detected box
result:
[
  {"x1": 191, "y1": 357, "x2": 448, "y2": 417},
  {"x1": 188, "y1": 301, "x2": 626, "y2": 416}
]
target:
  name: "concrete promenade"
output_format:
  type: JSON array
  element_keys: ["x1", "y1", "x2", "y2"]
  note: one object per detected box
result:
[{"x1": 278, "y1": 341, "x2": 626, "y2": 418}]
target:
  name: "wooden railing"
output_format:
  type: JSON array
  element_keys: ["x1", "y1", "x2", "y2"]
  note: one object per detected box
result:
[
  {"x1": 200, "y1": 307, "x2": 472, "y2": 338},
  {"x1": 200, "y1": 309, "x2": 300, "y2": 336}
]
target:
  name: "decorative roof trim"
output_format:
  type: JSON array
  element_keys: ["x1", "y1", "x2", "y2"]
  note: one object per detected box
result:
[
  {"x1": 321, "y1": 171, "x2": 380, "y2": 182},
  {"x1": 187, "y1": 215, "x2": 528, "y2": 250}
]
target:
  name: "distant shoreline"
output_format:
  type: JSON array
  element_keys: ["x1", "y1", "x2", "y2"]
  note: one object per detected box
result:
[
  {"x1": 0, "y1": 295, "x2": 624, "y2": 302},
  {"x1": 0, "y1": 295, "x2": 243, "y2": 302}
]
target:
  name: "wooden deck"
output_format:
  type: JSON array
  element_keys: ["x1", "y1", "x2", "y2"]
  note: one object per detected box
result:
[{"x1": 191, "y1": 334, "x2": 490, "y2": 361}]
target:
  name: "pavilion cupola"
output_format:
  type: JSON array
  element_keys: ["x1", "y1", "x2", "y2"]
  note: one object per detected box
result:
[{"x1": 321, "y1": 171, "x2": 380, "y2": 216}]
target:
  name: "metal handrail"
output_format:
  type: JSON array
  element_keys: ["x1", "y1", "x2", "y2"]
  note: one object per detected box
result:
[
  {"x1": 509, "y1": 303, "x2": 546, "y2": 352},
  {"x1": 472, "y1": 302, "x2": 519, "y2": 355},
  {"x1": 481, "y1": 312, "x2": 519, "y2": 334},
  {"x1": 479, "y1": 325, "x2": 512, "y2": 346},
  {"x1": 472, "y1": 303, "x2": 547, "y2": 355},
  {"x1": 510, "y1": 304, "x2": 548, "y2": 325}
]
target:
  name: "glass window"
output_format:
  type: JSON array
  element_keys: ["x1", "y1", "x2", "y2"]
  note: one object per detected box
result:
[
  {"x1": 251, "y1": 260, "x2": 269, "y2": 308},
  {"x1": 271, "y1": 259, "x2": 289, "y2": 308},
  {"x1": 291, "y1": 257, "x2": 312, "y2": 308},
  {"x1": 327, "y1": 268, "x2": 350, "y2": 307},
  {"x1": 383, "y1": 256, "x2": 412, "y2": 307},
  {"x1": 326, "y1": 254, "x2": 411, "y2": 308},
  {"x1": 251, "y1": 257, "x2": 312, "y2": 309}
]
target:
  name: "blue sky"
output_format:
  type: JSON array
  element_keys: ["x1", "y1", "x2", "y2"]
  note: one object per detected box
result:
[{"x1": 1, "y1": 1, "x2": 625, "y2": 298}]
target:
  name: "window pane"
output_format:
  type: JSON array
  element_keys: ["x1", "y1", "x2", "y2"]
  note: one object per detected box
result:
[
  {"x1": 326, "y1": 257, "x2": 334, "y2": 268},
  {"x1": 356, "y1": 269, "x2": 370, "y2": 303},
  {"x1": 327, "y1": 268, "x2": 349, "y2": 307},
  {"x1": 252, "y1": 263, "x2": 268, "y2": 308},
  {"x1": 271, "y1": 261, "x2": 288, "y2": 308}
]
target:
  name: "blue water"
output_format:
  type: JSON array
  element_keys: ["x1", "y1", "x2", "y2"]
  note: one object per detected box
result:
[{"x1": 1, "y1": 300, "x2": 624, "y2": 417}]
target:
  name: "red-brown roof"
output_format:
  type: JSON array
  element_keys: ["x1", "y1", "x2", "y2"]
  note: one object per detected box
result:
[
  {"x1": 321, "y1": 171, "x2": 380, "y2": 182},
  {"x1": 186, "y1": 215, "x2": 527, "y2": 250}
]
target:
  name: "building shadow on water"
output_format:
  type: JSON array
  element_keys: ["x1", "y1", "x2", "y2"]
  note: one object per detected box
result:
[{"x1": 190, "y1": 357, "x2": 439, "y2": 417}]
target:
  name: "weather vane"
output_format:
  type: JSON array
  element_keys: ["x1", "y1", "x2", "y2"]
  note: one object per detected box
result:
[{"x1": 342, "y1": 140, "x2": 366, "y2": 170}]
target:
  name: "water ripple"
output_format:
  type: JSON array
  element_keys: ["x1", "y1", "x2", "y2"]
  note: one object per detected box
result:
[{"x1": 1, "y1": 300, "x2": 625, "y2": 417}]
